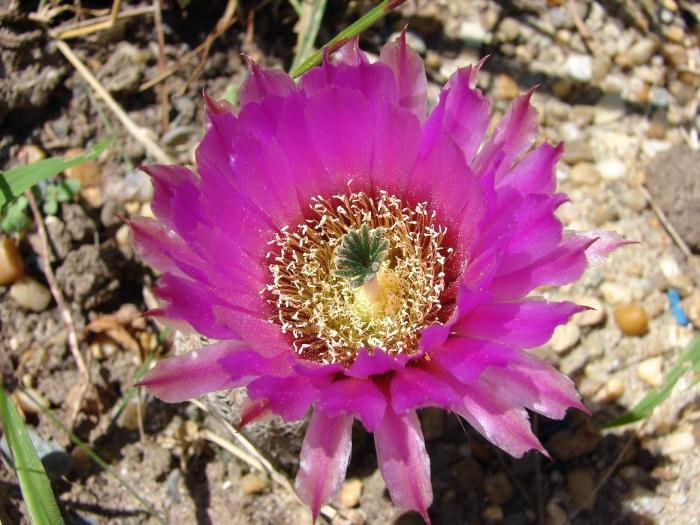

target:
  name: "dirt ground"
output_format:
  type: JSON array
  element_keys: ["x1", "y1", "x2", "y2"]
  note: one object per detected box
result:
[{"x1": 2, "y1": 1, "x2": 700, "y2": 524}]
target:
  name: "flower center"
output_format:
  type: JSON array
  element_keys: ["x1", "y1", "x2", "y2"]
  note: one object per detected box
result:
[{"x1": 264, "y1": 191, "x2": 451, "y2": 365}]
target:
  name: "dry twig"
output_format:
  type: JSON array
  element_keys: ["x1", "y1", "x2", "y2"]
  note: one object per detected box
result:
[
  {"x1": 139, "y1": 0, "x2": 238, "y2": 94},
  {"x1": 24, "y1": 189, "x2": 90, "y2": 425},
  {"x1": 153, "y1": 0, "x2": 170, "y2": 131},
  {"x1": 54, "y1": 39, "x2": 173, "y2": 164}
]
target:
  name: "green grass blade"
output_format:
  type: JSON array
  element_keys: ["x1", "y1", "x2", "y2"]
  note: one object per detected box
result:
[
  {"x1": 290, "y1": 0, "x2": 328, "y2": 74},
  {"x1": 0, "y1": 138, "x2": 113, "y2": 209},
  {"x1": 0, "y1": 385, "x2": 64, "y2": 525},
  {"x1": 605, "y1": 335, "x2": 700, "y2": 428},
  {"x1": 289, "y1": 0, "x2": 406, "y2": 78}
]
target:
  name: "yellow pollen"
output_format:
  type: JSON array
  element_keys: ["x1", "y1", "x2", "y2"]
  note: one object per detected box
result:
[{"x1": 264, "y1": 191, "x2": 450, "y2": 366}]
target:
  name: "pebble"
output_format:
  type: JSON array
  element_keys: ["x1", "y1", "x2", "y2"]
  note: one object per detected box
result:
[
  {"x1": 593, "y1": 376, "x2": 625, "y2": 403},
  {"x1": 484, "y1": 472, "x2": 513, "y2": 505},
  {"x1": 64, "y1": 148, "x2": 101, "y2": 188},
  {"x1": 569, "y1": 162, "x2": 600, "y2": 185},
  {"x1": 497, "y1": 17, "x2": 520, "y2": 42},
  {"x1": 594, "y1": 95, "x2": 625, "y2": 124},
  {"x1": 663, "y1": 25, "x2": 685, "y2": 44},
  {"x1": 549, "y1": 323, "x2": 581, "y2": 354},
  {"x1": 459, "y1": 21, "x2": 487, "y2": 46},
  {"x1": 661, "y1": 431, "x2": 695, "y2": 456},
  {"x1": 643, "y1": 292, "x2": 666, "y2": 319},
  {"x1": 684, "y1": 293, "x2": 700, "y2": 327},
  {"x1": 494, "y1": 73, "x2": 519, "y2": 100},
  {"x1": 10, "y1": 276, "x2": 52, "y2": 312},
  {"x1": 339, "y1": 478, "x2": 363, "y2": 508},
  {"x1": 619, "y1": 188, "x2": 647, "y2": 212},
  {"x1": 662, "y1": 43, "x2": 687, "y2": 68},
  {"x1": 596, "y1": 158, "x2": 626, "y2": 180},
  {"x1": 81, "y1": 186, "x2": 104, "y2": 208},
  {"x1": 0, "y1": 236, "x2": 25, "y2": 286},
  {"x1": 12, "y1": 388, "x2": 49, "y2": 416},
  {"x1": 293, "y1": 507, "x2": 314, "y2": 525},
  {"x1": 667, "y1": 274, "x2": 694, "y2": 297},
  {"x1": 614, "y1": 303, "x2": 649, "y2": 336},
  {"x1": 451, "y1": 457, "x2": 483, "y2": 491},
  {"x1": 240, "y1": 472, "x2": 270, "y2": 494},
  {"x1": 122, "y1": 170, "x2": 154, "y2": 202},
  {"x1": 600, "y1": 282, "x2": 632, "y2": 305},
  {"x1": 574, "y1": 297, "x2": 606, "y2": 326},
  {"x1": 659, "y1": 255, "x2": 681, "y2": 280},
  {"x1": 546, "y1": 501, "x2": 570, "y2": 525},
  {"x1": 636, "y1": 356, "x2": 663, "y2": 386},
  {"x1": 18, "y1": 144, "x2": 47, "y2": 164},
  {"x1": 115, "y1": 224, "x2": 131, "y2": 248},
  {"x1": 565, "y1": 54, "x2": 592, "y2": 82},
  {"x1": 563, "y1": 139, "x2": 595, "y2": 164},
  {"x1": 71, "y1": 446, "x2": 92, "y2": 475},
  {"x1": 627, "y1": 38, "x2": 658, "y2": 66},
  {"x1": 481, "y1": 505, "x2": 504, "y2": 521},
  {"x1": 566, "y1": 469, "x2": 596, "y2": 510},
  {"x1": 617, "y1": 465, "x2": 652, "y2": 486}
]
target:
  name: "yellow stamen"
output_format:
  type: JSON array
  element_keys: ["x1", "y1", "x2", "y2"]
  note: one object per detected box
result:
[{"x1": 263, "y1": 191, "x2": 451, "y2": 366}]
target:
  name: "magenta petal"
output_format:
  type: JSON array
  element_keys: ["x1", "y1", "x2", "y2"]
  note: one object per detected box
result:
[
  {"x1": 454, "y1": 299, "x2": 584, "y2": 348},
  {"x1": 454, "y1": 378, "x2": 547, "y2": 458},
  {"x1": 374, "y1": 408, "x2": 432, "y2": 523},
  {"x1": 496, "y1": 142, "x2": 562, "y2": 199},
  {"x1": 369, "y1": 100, "x2": 422, "y2": 196},
  {"x1": 304, "y1": 87, "x2": 374, "y2": 192},
  {"x1": 246, "y1": 374, "x2": 328, "y2": 421},
  {"x1": 422, "y1": 65, "x2": 490, "y2": 164},
  {"x1": 481, "y1": 353, "x2": 587, "y2": 419},
  {"x1": 578, "y1": 229, "x2": 635, "y2": 265},
  {"x1": 379, "y1": 29, "x2": 428, "y2": 123},
  {"x1": 431, "y1": 337, "x2": 516, "y2": 384},
  {"x1": 139, "y1": 341, "x2": 285, "y2": 403},
  {"x1": 475, "y1": 88, "x2": 539, "y2": 180},
  {"x1": 488, "y1": 234, "x2": 594, "y2": 299},
  {"x1": 390, "y1": 365, "x2": 461, "y2": 413},
  {"x1": 346, "y1": 348, "x2": 406, "y2": 378},
  {"x1": 410, "y1": 132, "x2": 480, "y2": 224},
  {"x1": 332, "y1": 36, "x2": 369, "y2": 65},
  {"x1": 239, "y1": 60, "x2": 297, "y2": 107},
  {"x1": 295, "y1": 408, "x2": 354, "y2": 521},
  {"x1": 317, "y1": 378, "x2": 386, "y2": 431}
]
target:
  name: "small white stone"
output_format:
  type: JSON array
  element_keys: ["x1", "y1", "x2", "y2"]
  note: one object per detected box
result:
[
  {"x1": 659, "y1": 255, "x2": 681, "y2": 280},
  {"x1": 565, "y1": 54, "x2": 593, "y2": 82},
  {"x1": 637, "y1": 357, "x2": 663, "y2": 386},
  {"x1": 549, "y1": 323, "x2": 581, "y2": 354},
  {"x1": 9, "y1": 277, "x2": 52, "y2": 312},
  {"x1": 600, "y1": 281, "x2": 632, "y2": 305},
  {"x1": 642, "y1": 139, "x2": 671, "y2": 158},
  {"x1": 459, "y1": 21, "x2": 488, "y2": 45},
  {"x1": 596, "y1": 158, "x2": 627, "y2": 180},
  {"x1": 661, "y1": 432, "x2": 695, "y2": 456},
  {"x1": 594, "y1": 95, "x2": 625, "y2": 124},
  {"x1": 593, "y1": 376, "x2": 625, "y2": 403},
  {"x1": 338, "y1": 478, "x2": 363, "y2": 508}
]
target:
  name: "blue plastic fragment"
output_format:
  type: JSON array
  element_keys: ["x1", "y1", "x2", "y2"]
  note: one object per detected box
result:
[{"x1": 667, "y1": 288, "x2": 690, "y2": 326}]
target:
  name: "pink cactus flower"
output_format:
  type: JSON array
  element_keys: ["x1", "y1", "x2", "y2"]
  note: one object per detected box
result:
[{"x1": 133, "y1": 34, "x2": 625, "y2": 523}]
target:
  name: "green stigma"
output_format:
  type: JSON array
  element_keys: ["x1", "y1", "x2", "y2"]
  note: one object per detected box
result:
[{"x1": 333, "y1": 224, "x2": 389, "y2": 287}]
